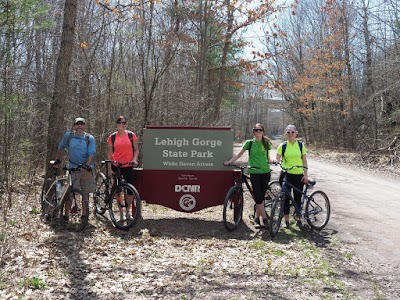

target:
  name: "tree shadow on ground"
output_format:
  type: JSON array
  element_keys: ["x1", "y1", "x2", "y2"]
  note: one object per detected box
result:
[
  {"x1": 45, "y1": 223, "x2": 99, "y2": 300},
  {"x1": 262, "y1": 223, "x2": 337, "y2": 248},
  {"x1": 97, "y1": 215, "x2": 260, "y2": 241}
]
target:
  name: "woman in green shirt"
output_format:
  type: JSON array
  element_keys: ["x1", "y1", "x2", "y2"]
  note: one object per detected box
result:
[
  {"x1": 224, "y1": 123, "x2": 273, "y2": 227},
  {"x1": 276, "y1": 124, "x2": 309, "y2": 228}
]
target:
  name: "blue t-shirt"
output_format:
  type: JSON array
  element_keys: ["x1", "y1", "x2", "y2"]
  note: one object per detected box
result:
[{"x1": 58, "y1": 132, "x2": 96, "y2": 168}]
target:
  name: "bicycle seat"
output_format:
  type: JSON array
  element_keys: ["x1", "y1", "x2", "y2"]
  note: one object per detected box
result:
[{"x1": 307, "y1": 179, "x2": 316, "y2": 186}]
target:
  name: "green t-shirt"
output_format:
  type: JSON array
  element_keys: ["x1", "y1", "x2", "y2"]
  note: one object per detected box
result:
[
  {"x1": 243, "y1": 139, "x2": 272, "y2": 174},
  {"x1": 276, "y1": 140, "x2": 307, "y2": 174}
]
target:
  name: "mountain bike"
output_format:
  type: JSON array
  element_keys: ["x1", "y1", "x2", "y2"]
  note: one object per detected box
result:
[
  {"x1": 40, "y1": 161, "x2": 89, "y2": 231},
  {"x1": 93, "y1": 160, "x2": 141, "y2": 230},
  {"x1": 269, "y1": 164, "x2": 331, "y2": 238},
  {"x1": 223, "y1": 164, "x2": 281, "y2": 232}
]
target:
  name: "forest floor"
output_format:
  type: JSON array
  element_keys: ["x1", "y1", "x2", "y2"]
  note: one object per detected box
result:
[{"x1": 0, "y1": 146, "x2": 399, "y2": 300}]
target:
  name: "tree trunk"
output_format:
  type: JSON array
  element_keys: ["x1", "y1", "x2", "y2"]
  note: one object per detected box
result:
[{"x1": 45, "y1": 0, "x2": 78, "y2": 176}]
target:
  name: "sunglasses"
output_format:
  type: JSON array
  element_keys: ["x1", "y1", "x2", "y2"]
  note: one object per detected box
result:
[
  {"x1": 253, "y1": 128, "x2": 263, "y2": 132},
  {"x1": 117, "y1": 121, "x2": 127, "y2": 125},
  {"x1": 75, "y1": 121, "x2": 85, "y2": 125},
  {"x1": 286, "y1": 130, "x2": 296, "y2": 134}
]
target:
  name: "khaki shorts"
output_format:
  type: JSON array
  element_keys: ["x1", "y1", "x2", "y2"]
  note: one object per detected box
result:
[{"x1": 71, "y1": 170, "x2": 96, "y2": 194}]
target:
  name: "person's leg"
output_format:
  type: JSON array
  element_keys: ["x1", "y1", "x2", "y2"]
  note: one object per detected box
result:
[
  {"x1": 255, "y1": 173, "x2": 270, "y2": 224},
  {"x1": 251, "y1": 174, "x2": 267, "y2": 223},
  {"x1": 291, "y1": 174, "x2": 304, "y2": 224},
  {"x1": 80, "y1": 170, "x2": 96, "y2": 217},
  {"x1": 121, "y1": 167, "x2": 134, "y2": 219},
  {"x1": 283, "y1": 173, "x2": 295, "y2": 226}
]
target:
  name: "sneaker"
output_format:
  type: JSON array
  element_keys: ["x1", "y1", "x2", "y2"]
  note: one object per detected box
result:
[
  {"x1": 263, "y1": 218, "x2": 269, "y2": 227},
  {"x1": 283, "y1": 221, "x2": 290, "y2": 228},
  {"x1": 254, "y1": 217, "x2": 261, "y2": 226},
  {"x1": 126, "y1": 213, "x2": 133, "y2": 221},
  {"x1": 296, "y1": 220, "x2": 302, "y2": 227}
]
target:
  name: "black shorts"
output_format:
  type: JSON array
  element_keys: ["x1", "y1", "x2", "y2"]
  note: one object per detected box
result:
[{"x1": 111, "y1": 165, "x2": 134, "y2": 185}]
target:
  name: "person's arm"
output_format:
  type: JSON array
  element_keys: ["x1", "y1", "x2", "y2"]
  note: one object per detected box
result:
[
  {"x1": 107, "y1": 141, "x2": 114, "y2": 176},
  {"x1": 268, "y1": 142, "x2": 273, "y2": 164},
  {"x1": 302, "y1": 154, "x2": 309, "y2": 183},
  {"x1": 132, "y1": 140, "x2": 139, "y2": 167},
  {"x1": 224, "y1": 148, "x2": 246, "y2": 166},
  {"x1": 85, "y1": 135, "x2": 96, "y2": 171}
]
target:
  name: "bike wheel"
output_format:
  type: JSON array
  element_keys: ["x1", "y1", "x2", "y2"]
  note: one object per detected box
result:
[
  {"x1": 223, "y1": 186, "x2": 244, "y2": 232},
  {"x1": 40, "y1": 178, "x2": 57, "y2": 222},
  {"x1": 109, "y1": 182, "x2": 141, "y2": 230},
  {"x1": 269, "y1": 193, "x2": 284, "y2": 238},
  {"x1": 59, "y1": 188, "x2": 89, "y2": 231},
  {"x1": 305, "y1": 190, "x2": 331, "y2": 230},
  {"x1": 94, "y1": 172, "x2": 109, "y2": 215}
]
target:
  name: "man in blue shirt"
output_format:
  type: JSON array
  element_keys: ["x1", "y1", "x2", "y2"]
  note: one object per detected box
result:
[{"x1": 55, "y1": 117, "x2": 96, "y2": 220}]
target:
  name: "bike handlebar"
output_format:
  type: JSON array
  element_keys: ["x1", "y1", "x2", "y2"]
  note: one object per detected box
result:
[
  {"x1": 272, "y1": 161, "x2": 307, "y2": 172},
  {"x1": 101, "y1": 160, "x2": 135, "y2": 167},
  {"x1": 49, "y1": 160, "x2": 89, "y2": 172},
  {"x1": 224, "y1": 163, "x2": 259, "y2": 170}
]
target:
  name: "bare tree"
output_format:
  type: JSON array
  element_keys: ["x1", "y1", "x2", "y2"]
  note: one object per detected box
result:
[{"x1": 45, "y1": 0, "x2": 78, "y2": 176}]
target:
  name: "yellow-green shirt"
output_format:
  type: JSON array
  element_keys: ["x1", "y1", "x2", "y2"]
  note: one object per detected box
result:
[{"x1": 277, "y1": 140, "x2": 307, "y2": 174}]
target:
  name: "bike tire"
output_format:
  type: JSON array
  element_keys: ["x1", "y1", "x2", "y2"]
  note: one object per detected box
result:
[
  {"x1": 305, "y1": 190, "x2": 331, "y2": 230},
  {"x1": 109, "y1": 182, "x2": 141, "y2": 230},
  {"x1": 94, "y1": 172, "x2": 109, "y2": 215},
  {"x1": 264, "y1": 180, "x2": 281, "y2": 218},
  {"x1": 269, "y1": 192, "x2": 284, "y2": 238},
  {"x1": 223, "y1": 186, "x2": 244, "y2": 232},
  {"x1": 40, "y1": 178, "x2": 57, "y2": 222},
  {"x1": 59, "y1": 187, "x2": 89, "y2": 231}
]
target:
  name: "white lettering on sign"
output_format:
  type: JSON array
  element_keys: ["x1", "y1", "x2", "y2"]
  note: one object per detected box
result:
[
  {"x1": 190, "y1": 150, "x2": 213, "y2": 158},
  {"x1": 192, "y1": 138, "x2": 222, "y2": 148},
  {"x1": 155, "y1": 137, "x2": 189, "y2": 148},
  {"x1": 175, "y1": 185, "x2": 201, "y2": 193},
  {"x1": 163, "y1": 150, "x2": 188, "y2": 157}
]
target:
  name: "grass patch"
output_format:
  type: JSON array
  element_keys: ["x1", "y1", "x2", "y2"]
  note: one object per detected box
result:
[{"x1": 18, "y1": 276, "x2": 46, "y2": 290}]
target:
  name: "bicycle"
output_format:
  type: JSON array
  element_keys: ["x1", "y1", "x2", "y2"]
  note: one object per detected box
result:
[
  {"x1": 93, "y1": 160, "x2": 141, "y2": 230},
  {"x1": 40, "y1": 161, "x2": 89, "y2": 231},
  {"x1": 223, "y1": 164, "x2": 281, "y2": 232},
  {"x1": 269, "y1": 163, "x2": 331, "y2": 238}
]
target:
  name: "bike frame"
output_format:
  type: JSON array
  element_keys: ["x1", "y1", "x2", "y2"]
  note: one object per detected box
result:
[
  {"x1": 233, "y1": 167, "x2": 255, "y2": 199},
  {"x1": 280, "y1": 171, "x2": 311, "y2": 216}
]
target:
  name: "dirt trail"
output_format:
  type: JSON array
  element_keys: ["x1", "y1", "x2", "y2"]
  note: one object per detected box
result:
[
  {"x1": 307, "y1": 158, "x2": 400, "y2": 298},
  {"x1": 236, "y1": 143, "x2": 400, "y2": 298}
]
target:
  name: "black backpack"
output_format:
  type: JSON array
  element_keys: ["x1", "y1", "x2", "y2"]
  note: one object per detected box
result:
[{"x1": 282, "y1": 140, "x2": 303, "y2": 158}]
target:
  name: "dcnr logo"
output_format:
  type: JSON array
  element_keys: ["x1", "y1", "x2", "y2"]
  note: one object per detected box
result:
[{"x1": 175, "y1": 185, "x2": 201, "y2": 193}]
